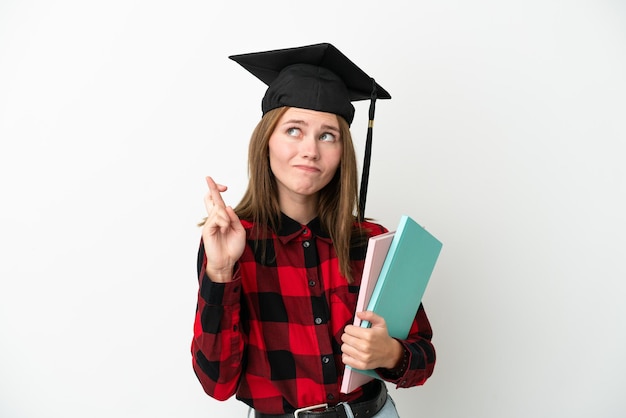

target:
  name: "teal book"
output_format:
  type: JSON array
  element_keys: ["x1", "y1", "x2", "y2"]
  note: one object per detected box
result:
[{"x1": 341, "y1": 215, "x2": 442, "y2": 391}]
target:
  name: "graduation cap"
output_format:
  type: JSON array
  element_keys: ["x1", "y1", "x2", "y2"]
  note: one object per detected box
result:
[{"x1": 229, "y1": 42, "x2": 391, "y2": 218}]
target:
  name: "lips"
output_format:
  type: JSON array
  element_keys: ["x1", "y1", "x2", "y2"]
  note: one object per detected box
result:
[{"x1": 294, "y1": 165, "x2": 321, "y2": 173}]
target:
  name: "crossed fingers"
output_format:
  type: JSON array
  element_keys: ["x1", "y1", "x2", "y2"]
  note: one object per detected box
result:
[{"x1": 203, "y1": 176, "x2": 233, "y2": 234}]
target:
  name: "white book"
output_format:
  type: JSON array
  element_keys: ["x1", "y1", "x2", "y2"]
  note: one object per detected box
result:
[{"x1": 340, "y1": 230, "x2": 395, "y2": 394}]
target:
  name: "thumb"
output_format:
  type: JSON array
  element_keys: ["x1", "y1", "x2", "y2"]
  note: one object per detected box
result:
[
  {"x1": 225, "y1": 206, "x2": 242, "y2": 228},
  {"x1": 356, "y1": 311, "x2": 386, "y2": 328}
]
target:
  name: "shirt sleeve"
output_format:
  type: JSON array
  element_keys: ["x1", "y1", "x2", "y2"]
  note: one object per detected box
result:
[
  {"x1": 191, "y1": 240, "x2": 245, "y2": 401},
  {"x1": 375, "y1": 303, "x2": 436, "y2": 388}
]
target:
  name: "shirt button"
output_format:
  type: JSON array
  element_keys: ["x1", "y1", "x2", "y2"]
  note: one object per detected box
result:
[
  {"x1": 309, "y1": 280, "x2": 316, "y2": 287},
  {"x1": 322, "y1": 356, "x2": 330, "y2": 364},
  {"x1": 303, "y1": 241, "x2": 310, "y2": 248},
  {"x1": 315, "y1": 317, "x2": 323, "y2": 325},
  {"x1": 327, "y1": 394, "x2": 335, "y2": 401},
  {"x1": 302, "y1": 228, "x2": 308, "y2": 234}
]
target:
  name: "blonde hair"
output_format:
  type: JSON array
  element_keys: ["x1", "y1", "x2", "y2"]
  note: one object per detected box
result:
[{"x1": 235, "y1": 107, "x2": 365, "y2": 282}]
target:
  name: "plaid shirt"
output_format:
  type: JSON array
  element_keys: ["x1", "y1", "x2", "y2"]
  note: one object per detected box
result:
[{"x1": 191, "y1": 213, "x2": 435, "y2": 414}]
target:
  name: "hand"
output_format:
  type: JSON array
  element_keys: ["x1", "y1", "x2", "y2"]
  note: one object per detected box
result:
[
  {"x1": 201, "y1": 176, "x2": 246, "y2": 282},
  {"x1": 341, "y1": 311, "x2": 404, "y2": 371}
]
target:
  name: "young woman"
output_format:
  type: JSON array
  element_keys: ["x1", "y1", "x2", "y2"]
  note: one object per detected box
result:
[{"x1": 192, "y1": 43, "x2": 436, "y2": 418}]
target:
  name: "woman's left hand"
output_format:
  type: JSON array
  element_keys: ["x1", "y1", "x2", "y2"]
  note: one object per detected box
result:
[{"x1": 341, "y1": 311, "x2": 404, "y2": 371}]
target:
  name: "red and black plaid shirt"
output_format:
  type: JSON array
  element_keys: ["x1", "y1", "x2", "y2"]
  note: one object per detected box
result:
[{"x1": 191, "y1": 214, "x2": 435, "y2": 414}]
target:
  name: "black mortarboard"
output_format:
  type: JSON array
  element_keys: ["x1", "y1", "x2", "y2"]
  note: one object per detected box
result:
[{"x1": 229, "y1": 42, "x2": 391, "y2": 218}]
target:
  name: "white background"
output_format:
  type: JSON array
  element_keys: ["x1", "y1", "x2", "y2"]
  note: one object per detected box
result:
[{"x1": 1, "y1": 1, "x2": 625, "y2": 417}]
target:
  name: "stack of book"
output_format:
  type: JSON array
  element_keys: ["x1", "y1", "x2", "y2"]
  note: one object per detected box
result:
[{"x1": 340, "y1": 215, "x2": 443, "y2": 394}]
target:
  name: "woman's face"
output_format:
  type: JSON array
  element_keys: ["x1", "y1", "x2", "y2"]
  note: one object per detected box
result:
[{"x1": 268, "y1": 107, "x2": 342, "y2": 204}]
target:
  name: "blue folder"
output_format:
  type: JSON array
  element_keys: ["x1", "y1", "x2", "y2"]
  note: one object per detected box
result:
[{"x1": 355, "y1": 215, "x2": 443, "y2": 378}]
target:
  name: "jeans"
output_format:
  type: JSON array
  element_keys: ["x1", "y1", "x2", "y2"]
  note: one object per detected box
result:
[{"x1": 341, "y1": 395, "x2": 400, "y2": 418}]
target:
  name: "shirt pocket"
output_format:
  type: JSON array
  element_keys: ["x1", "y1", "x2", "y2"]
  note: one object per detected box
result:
[{"x1": 329, "y1": 285, "x2": 359, "y2": 320}]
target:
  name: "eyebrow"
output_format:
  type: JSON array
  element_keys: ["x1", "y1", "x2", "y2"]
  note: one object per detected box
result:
[{"x1": 281, "y1": 119, "x2": 340, "y2": 133}]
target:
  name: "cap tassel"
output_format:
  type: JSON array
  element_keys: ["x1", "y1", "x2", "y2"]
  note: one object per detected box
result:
[{"x1": 358, "y1": 79, "x2": 377, "y2": 221}]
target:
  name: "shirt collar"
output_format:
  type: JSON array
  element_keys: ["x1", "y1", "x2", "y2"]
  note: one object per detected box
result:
[{"x1": 277, "y1": 212, "x2": 331, "y2": 243}]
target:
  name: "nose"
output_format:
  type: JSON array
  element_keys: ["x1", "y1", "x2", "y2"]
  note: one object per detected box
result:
[{"x1": 299, "y1": 136, "x2": 320, "y2": 160}]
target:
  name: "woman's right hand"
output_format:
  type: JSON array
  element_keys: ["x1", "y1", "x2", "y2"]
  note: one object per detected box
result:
[{"x1": 201, "y1": 176, "x2": 246, "y2": 282}]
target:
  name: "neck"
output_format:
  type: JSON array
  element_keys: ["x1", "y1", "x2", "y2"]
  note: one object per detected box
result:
[{"x1": 279, "y1": 194, "x2": 319, "y2": 225}]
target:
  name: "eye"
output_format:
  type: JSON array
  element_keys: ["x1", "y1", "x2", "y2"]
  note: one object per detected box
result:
[
  {"x1": 319, "y1": 132, "x2": 338, "y2": 142},
  {"x1": 287, "y1": 127, "x2": 301, "y2": 137}
]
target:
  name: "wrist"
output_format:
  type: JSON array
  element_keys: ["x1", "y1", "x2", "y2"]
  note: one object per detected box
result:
[
  {"x1": 205, "y1": 266, "x2": 234, "y2": 283},
  {"x1": 386, "y1": 340, "x2": 407, "y2": 371}
]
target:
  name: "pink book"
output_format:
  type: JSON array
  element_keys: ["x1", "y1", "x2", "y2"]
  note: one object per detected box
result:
[{"x1": 340, "y1": 230, "x2": 395, "y2": 394}]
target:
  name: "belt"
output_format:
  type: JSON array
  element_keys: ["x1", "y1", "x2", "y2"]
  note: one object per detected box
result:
[{"x1": 254, "y1": 380, "x2": 387, "y2": 418}]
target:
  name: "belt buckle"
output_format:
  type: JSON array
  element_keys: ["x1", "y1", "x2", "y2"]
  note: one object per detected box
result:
[{"x1": 294, "y1": 403, "x2": 328, "y2": 418}]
